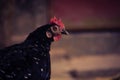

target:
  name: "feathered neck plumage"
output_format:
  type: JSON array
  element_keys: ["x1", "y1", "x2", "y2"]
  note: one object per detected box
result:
[{"x1": 24, "y1": 24, "x2": 53, "y2": 46}]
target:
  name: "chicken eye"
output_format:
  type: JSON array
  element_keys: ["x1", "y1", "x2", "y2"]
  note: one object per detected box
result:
[
  {"x1": 52, "y1": 26, "x2": 58, "y2": 31},
  {"x1": 51, "y1": 25, "x2": 60, "y2": 33}
]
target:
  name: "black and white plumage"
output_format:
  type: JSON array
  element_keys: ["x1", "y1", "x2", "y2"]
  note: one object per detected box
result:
[{"x1": 0, "y1": 20, "x2": 69, "y2": 80}]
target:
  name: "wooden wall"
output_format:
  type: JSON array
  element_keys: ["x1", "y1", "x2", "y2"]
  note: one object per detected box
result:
[
  {"x1": 51, "y1": 0, "x2": 120, "y2": 30},
  {"x1": 0, "y1": 0, "x2": 50, "y2": 47}
]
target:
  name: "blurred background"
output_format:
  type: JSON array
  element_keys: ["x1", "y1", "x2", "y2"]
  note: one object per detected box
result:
[{"x1": 0, "y1": 0, "x2": 120, "y2": 80}]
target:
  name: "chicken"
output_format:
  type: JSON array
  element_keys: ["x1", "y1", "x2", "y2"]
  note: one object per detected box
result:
[{"x1": 0, "y1": 17, "x2": 69, "y2": 80}]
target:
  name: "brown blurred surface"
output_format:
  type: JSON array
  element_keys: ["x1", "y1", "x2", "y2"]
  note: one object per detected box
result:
[{"x1": 50, "y1": 33, "x2": 120, "y2": 80}]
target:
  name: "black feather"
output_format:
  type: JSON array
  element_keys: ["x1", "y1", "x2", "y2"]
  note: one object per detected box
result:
[{"x1": 0, "y1": 24, "x2": 54, "y2": 80}]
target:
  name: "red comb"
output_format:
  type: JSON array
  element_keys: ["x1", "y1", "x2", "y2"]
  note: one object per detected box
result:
[{"x1": 50, "y1": 16, "x2": 65, "y2": 29}]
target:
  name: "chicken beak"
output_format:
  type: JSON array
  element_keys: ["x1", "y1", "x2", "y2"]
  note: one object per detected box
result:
[{"x1": 61, "y1": 29, "x2": 69, "y2": 35}]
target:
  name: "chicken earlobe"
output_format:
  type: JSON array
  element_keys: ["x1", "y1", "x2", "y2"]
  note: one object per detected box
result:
[{"x1": 46, "y1": 31, "x2": 52, "y2": 38}]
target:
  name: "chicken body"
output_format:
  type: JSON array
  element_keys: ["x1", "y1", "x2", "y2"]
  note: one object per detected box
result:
[{"x1": 0, "y1": 24, "x2": 53, "y2": 80}]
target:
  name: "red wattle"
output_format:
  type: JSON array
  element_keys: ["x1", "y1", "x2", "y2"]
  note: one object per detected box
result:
[{"x1": 53, "y1": 35, "x2": 62, "y2": 41}]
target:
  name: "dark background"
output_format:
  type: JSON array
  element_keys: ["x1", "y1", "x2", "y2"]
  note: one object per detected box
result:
[{"x1": 0, "y1": 0, "x2": 120, "y2": 80}]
